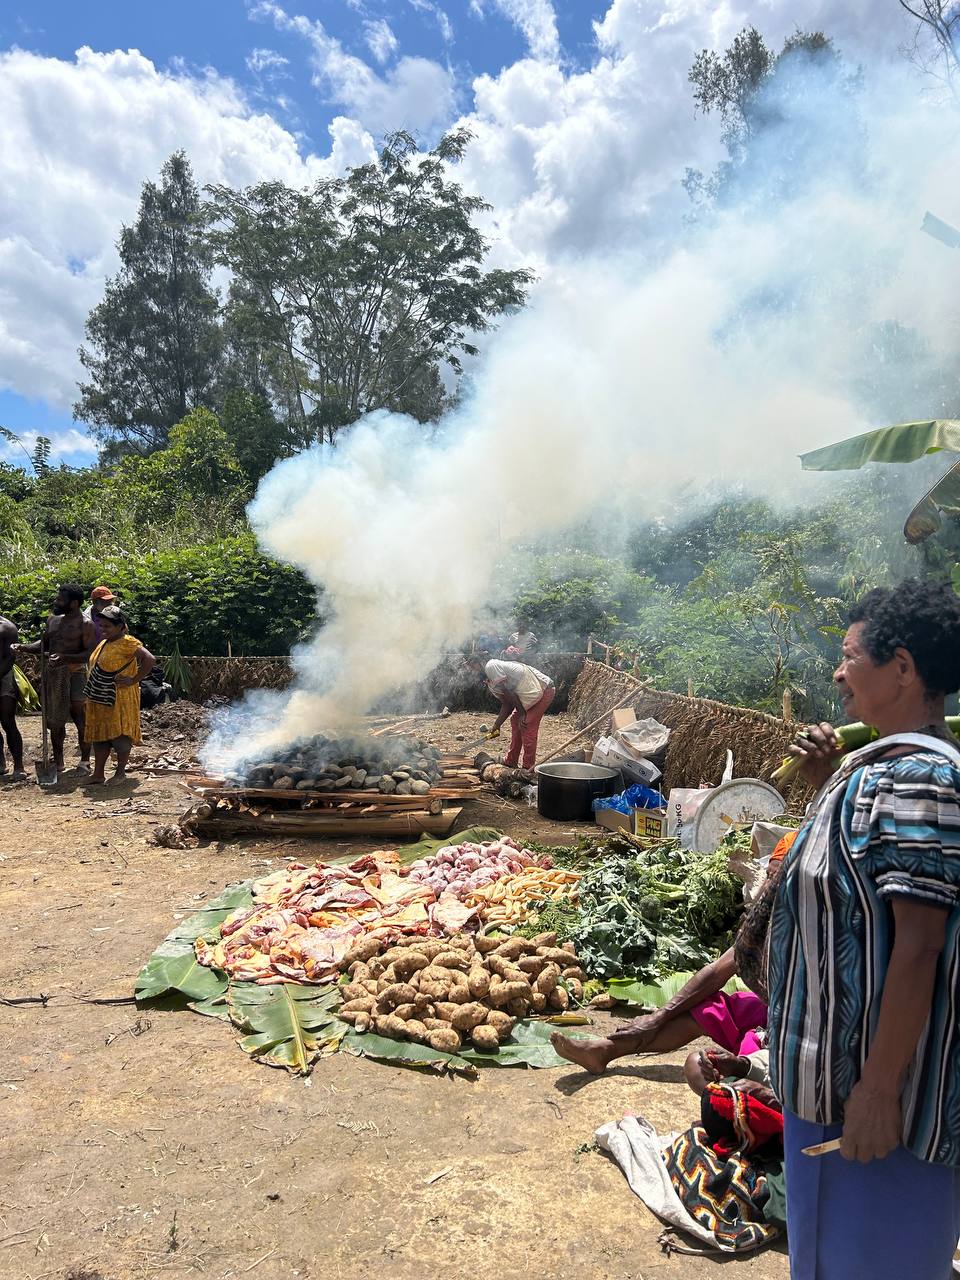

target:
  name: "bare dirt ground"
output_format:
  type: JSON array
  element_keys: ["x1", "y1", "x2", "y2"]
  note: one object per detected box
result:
[{"x1": 2, "y1": 708, "x2": 788, "y2": 1280}]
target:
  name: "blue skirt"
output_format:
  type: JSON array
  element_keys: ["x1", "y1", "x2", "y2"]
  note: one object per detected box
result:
[{"x1": 784, "y1": 1110, "x2": 960, "y2": 1279}]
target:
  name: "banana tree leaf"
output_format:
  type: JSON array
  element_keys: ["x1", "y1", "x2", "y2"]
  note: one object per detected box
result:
[
  {"x1": 227, "y1": 982, "x2": 345, "y2": 1074},
  {"x1": 395, "y1": 826, "x2": 503, "y2": 864},
  {"x1": 342, "y1": 1017, "x2": 579, "y2": 1072},
  {"x1": 801, "y1": 420, "x2": 960, "y2": 472},
  {"x1": 607, "y1": 972, "x2": 747, "y2": 1007},
  {"x1": 904, "y1": 459, "x2": 960, "y2": 543},
  {"x1": 135, "y1": 880, "x2": 255, "y2": 1002},
  {"x1": 188, "y1": 993, "x2": 233, "y2": 1022}
]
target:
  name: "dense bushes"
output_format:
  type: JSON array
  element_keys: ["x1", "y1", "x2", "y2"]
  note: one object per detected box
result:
[{"x1": 2, "y1": 534, "x2": 319, "y2": 655}]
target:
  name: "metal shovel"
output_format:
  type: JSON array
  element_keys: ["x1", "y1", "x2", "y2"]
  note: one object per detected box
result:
[{"x1": 35, "y1": 648, "x2": 58, "y2": 787}]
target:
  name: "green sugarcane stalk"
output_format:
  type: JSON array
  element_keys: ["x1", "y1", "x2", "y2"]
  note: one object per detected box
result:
[{"x1": 772, "y1": 716, "x2": 960, "y2": 786}]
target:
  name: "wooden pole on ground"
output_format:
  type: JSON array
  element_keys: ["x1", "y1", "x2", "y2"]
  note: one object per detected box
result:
[
  {"x1": 782, "y1": 689, "x2": 793, "y2": 722},
  {"x1": 687, "y1": 677, "x2": 694, "y2": 698}
]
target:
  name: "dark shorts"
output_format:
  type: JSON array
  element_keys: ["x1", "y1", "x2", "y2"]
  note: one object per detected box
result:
[
  {"x1": 91, "y1": 734, "x2": 133, "y2": 753},
  {"x1": 69, "y1": 671, "x2": 86, "y2": 702},
  {"x1": 0, "y1": 670, "x2": 14, "y2": 700}
]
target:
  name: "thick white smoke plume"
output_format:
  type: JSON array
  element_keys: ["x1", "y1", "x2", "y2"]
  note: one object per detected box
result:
[{"x1": 204, "y1": 53, "x2": 960, "y2": 769}]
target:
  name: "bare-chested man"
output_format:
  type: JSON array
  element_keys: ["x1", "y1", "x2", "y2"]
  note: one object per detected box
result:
[
  {"x1": 14, "y1": 584, "x2": 95, "y2": 773},
  {"x1": 0, "y1": 613, "x2": 25, "y2": 779}
]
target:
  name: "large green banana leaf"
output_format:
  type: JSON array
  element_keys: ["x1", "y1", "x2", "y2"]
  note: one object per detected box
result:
[
  {"x1": 227, "y1": 982, "x2": 345, "y2": 1073},
  {"x1": 341, "y1": 1018, "x2": 577, "y2": 1073},
  {"x1": 800, "y1": 420, "x2": 960, "y2": 471},
  {"x1": 800, "y1": 420, "x2": 960, "y2": 545},
  {"x1": 135, "y1": 880, "x2": 254, "y2": 1004},
  {"x1": 607, "y1": 972, "x2": 746, "y2": 1008}
]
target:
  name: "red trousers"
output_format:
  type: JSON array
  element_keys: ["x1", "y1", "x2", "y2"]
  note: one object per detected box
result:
[{"x1": 503, "y1": 685, "x2": 555, "y2": 769}]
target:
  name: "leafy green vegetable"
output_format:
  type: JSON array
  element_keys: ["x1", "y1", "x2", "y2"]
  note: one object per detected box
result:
[{"x1": 561, "y1": 838, "x2": 743, "y2": 981}]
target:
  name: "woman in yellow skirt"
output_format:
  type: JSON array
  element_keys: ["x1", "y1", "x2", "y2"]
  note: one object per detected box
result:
[{"x1": 84, "y1": 607, "x2": 155, "y2": 784}]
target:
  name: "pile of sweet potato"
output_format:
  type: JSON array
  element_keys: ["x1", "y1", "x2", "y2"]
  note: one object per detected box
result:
[{"x1": 336, "y1": 932, "x2": 587, "y2": 1054}]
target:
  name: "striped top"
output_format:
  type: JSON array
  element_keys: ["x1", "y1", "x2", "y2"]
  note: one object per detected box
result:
[{"x1": 768, "y1": 732, "x2": 960, "y2": 1166}]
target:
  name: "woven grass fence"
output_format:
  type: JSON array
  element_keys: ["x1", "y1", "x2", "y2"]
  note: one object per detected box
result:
[
  {"x1": 15, "y1": 651, "x2": 587, "y2": 714},
  {"x1": 568, "y1": 659, "x2": 808, "y2": 805}
]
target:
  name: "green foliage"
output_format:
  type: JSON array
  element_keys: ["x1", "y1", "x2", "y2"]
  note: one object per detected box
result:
[
  {"x1": 2, "y1": 533, "x2": 318, "y2": 655},
  {"x1": 565, "y1": 843, "x2": 742, "y2": 981},
  {"x1": 76, "y1": 151, "x2": 223, "y2": 452},
  {"x1": 685, "y1": 26, "x2": 862, "y2": 208},
  {"x1": 207, "y1": 128, "x2": 533, "y2": 442},
  {"x1": 508, "y1": 551, "x2": 654, "y2": 648}
]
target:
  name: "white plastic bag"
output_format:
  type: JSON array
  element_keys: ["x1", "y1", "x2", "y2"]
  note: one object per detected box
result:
[{"x1": 665, "y1": 786, "x2": 713, "y2": 847}]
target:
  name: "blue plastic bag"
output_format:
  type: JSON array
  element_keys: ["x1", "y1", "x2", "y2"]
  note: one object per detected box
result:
[{"x1": 593, "y1": 783, "x2": 665, "y2": 814}]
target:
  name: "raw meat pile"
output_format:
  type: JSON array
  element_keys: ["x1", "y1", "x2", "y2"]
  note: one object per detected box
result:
[
  {"x1": 407, "y1": 837, "x2": 551, "y2": 898},
  {"x1": 195, "y1": 838, "x2": 555, "y2": 987}
]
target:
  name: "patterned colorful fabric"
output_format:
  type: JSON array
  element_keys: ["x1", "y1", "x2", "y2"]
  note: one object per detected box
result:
[
  {"x1": 662, "y1": 1123, "x2": 780, "y2": 1252},
  {"x1": 768, "y1": 732, "x2": 960, "y2": 1166},
  {"x1": 701, "y1": 1082, "x2": 783, "y2": 1159}
]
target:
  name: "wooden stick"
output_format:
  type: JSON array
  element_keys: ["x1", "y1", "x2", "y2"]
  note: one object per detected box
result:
[
  {"x1": 782, "y1": 689, "x2": 793, "y2": 723},
  {"x1": 537, "y1": 686, "x2": 641, "y2": 766}
]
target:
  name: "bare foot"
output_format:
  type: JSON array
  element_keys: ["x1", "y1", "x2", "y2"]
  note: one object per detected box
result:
[
  {"x1": 551, "y1": 1032, "x2": 616, "y2": 1074},
  {"x1": 112, "y1": 769, "x2": 127, "y2": 782}
]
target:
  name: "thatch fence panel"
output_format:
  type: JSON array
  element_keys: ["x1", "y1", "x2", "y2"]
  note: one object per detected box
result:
[
  {"x1": 15, "y1": 651, "x2": 585, "y2": 714},
  {"x1": 568, "y1": 659, "x2": 807, "y2": 805}
]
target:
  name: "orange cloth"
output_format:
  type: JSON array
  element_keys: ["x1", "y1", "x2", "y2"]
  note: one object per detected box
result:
[{"x1": 770, "y1": 830, "x2": 799, "y2": 865}]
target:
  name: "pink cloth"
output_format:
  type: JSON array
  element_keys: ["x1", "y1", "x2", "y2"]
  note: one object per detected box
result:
[
  {"x1": 503, "y1": 684, "x2": 556, "y2": 770},
  {"x1": 690, "y1": 991, "x2": 767, "y2": 1056}
]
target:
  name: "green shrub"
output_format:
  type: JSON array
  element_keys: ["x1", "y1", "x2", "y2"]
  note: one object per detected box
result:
[{"x1": 1, "y1": 533, "x2": 319, "y2": 655}]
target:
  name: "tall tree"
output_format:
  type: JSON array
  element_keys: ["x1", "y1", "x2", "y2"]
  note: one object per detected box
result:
[
  {"x1": 898, "y1": 1, "x2": 960, "y2": 101},
  {"x1": 685, "y1": 28, "x2": 861, "y2": 207},
  {"x1": 207, "y1": 129, "x2": 532, "y2": 443},
  {"x1": 75, "y1": 152, "x2": 223, "y2": 453}
]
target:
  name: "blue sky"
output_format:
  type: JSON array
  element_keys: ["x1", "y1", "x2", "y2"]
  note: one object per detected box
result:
[{"x1": 0, "y1": 0, "x2": 922, "y2": 468}]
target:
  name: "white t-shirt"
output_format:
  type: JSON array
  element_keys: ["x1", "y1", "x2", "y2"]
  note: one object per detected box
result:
[{"x1": 484, "y1": 659, "x2": 553, "y2": 710}]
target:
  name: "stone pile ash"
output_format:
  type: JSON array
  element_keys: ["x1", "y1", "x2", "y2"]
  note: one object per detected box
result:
[{"x1": 227, "y1": 734, "x2": 444, "y2": 795}]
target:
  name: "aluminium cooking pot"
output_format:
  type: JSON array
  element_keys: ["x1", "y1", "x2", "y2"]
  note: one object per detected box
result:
[{"x1": 535, "y1": 761, "x2": 620, "y2": 822}]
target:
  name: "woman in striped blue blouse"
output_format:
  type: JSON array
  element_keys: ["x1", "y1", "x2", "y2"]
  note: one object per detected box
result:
[{"x1": 768, "y1": 579, "x2": 960, "y2": 1278}]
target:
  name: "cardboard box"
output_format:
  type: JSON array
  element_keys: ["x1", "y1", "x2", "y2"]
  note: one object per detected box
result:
[
  {"x1": 611, "y1": 707, "x2": 638, "y2": 731},
  {"x1": 595, "y1": 807, "x2": 669, "y2": 838},
  {"x1": 595, "y1": 807, "x2": 635, "y2": 834},
  {"x1": 634, "y1": 808, "x2": 669, "y2": 840}
]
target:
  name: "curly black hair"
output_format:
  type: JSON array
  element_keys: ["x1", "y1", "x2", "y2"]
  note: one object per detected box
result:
[
  {"x1": 57, "y1": 583, "x2": 84, "y2": 606},
  {"x1": 849, "y1": 578, "x2": 960, "y2": 696}
]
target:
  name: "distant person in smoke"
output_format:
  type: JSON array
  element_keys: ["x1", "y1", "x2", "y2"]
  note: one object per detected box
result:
[
  {"x1": 466, "y1": 652, "x2": 555, "y2": 771},
  {"x1": 13, "y1": 584, "x2": 95, "y2": 773},
  {"x1": 504, "y1": 618, "x2": 538, "y2": 656},
  {"x1": 83, "y1": 607, "x2": 155, "y2": 784},
  {"x1": 84, "y1": 585, "x2": 122, "y2": 645},
  {"x1": 0, "y1": 612, "x2": 25, "y2": 779}
]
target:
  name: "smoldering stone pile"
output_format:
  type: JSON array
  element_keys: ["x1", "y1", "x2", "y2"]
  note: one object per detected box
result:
[{"x1": 231, "y1": 735, "x2": 444, "y2": 796}]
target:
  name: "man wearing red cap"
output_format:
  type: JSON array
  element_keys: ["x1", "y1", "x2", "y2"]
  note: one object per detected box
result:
[{"x1": 84, "y1": 587, "x2": 119, "y2": 645}]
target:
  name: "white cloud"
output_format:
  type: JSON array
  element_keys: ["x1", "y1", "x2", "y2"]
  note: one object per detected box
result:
[
  {"x1": 0, "y1": 426, "x2": 97, "y2": 465},
  {"x1": 246, "y1": 47, "x2": 290, "y2": 73},
  {"x1": 363, "y1": 18, "x2": 399, "y2": 65},
  {"x1": 482, "y1": 0, "x2": 560, "y2": 61},
  {"x1": 251, "y1": 2, "x2": 456, "y2": 132},
  {"x1": 0, "y1": 45, "x2": 375, "y2": 411},
  {"x1": 407, "y1": 0, "x2": 454, "y2": 45}
]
